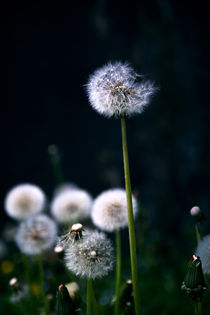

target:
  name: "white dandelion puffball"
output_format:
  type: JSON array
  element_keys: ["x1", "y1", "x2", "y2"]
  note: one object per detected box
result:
[
  {"x1": 91, "y1": 189, "x2": 138, "y2": 232},
  {"x1": 86, "y1": 62, "x2": 156, "y2": 118},
  {"x1": 65, "y1": 230, "x2": 114, "y2": 279},
  {"x1": 15, "y1": 214, "x2": 57, "y2": 255},
  {"x1": 196, "y1": 235, "x2": 210, "y2": 275},
  {"x1": 51, "y1": 189, "x2": 93, "y2": 224},
  {"x1": 5, "y1": 184, "x2": 46, "y2": 220}
]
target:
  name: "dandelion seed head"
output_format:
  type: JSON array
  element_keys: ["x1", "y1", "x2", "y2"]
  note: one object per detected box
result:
[
  {"x1": 65, "y1": 230, "x2": 114, "y2": 279},
  {"x1": 15, "y1": 214, "x2": 57, "y2": 255},
  {"x1": 51, "y1": 189, "x2": 92, "y2": 224},
  {"x1": 86, "y1": 62, "x2": 157, "y2": 118},
  {"x1": 91, "y1": 189, "x2": 138, "y2": 232},
  {"x1": 196, "y1": 235, "x2": 210, "y2": 275},
  {"x1": 5, "y1": 184, "x2": 46, "y2": 220}
]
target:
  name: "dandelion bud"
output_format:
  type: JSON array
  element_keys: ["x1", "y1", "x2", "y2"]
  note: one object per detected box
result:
[
  {"x1": 65, "y1": 282, "x2": 80, "y2": 300},
  {"x1": 190, "y1": 206, "x2": 205, "y2": 223},
  {"x1": 86, "y1": 62, "x2": 157, "y2": 118},
  {"x1": 15, "y1": 214, "x2": 57, "y2": 255},
  {"x1": 181, "y1": 255, "x2": 206, "y2": 301},
  {"x1": 51, "y1": 189, "x2": 92, "y2": 224},
  {"x1": 64, "y1": 230, "x2": 114, "y2": 279},
  {"x1": 4, "y1": 184, "x2": 46, "y2": 220},
  {"x1": 91, "y1": 189, "x2": 138, "y2": 232},
  {"x1": 56, "y1": 284, "x2": 72, "y2": 315}
]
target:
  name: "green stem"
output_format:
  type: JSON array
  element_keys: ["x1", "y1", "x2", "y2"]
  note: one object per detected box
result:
[
  {"x1": 114, "y1": 230, "x2": 122, "y2": 315},
  {"x1": 195, "y1": 222, "x2": 202, "y2": 314},
  {"x1": 22, "y1": 253, "x2": 31, "y2": 287},
  {"x1": 121, "y1": 116, "x2": 140, "y2": 315},
  {"x1": 87, "y1": 279, "x2": 92, "y2": 315},
  {"x1": 195, "y1": 222, "x2": 200, "y2": 246},
  {"x1": 90, "y1": 280, "x2": 98, "y2": 315},
  {"x1": 48, "y1": 145, "x2": 64, "y2": 184},
  {"x1": 38, "y1": 254, "x2": 49, "y2": 315}
]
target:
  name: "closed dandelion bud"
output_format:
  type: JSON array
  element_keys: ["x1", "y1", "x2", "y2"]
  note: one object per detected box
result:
[
  {"x1": 86, "y1": 62, "x2": 157, "y2": 118},
  {"x1": 181, "y1": 255, "x2": 206, "y2": 301},
  {"x1": 5, "y1": 184, "x2": 46, "y2": 220},
  {"x1": 64, "y1": 230, "x2": 114, "y2": 279},
  {"x1": 190, "y1": 206, "x2": 205, "y2": 223},
  {"x1": 91, "y1": 189, "x2": 138, "y2": 232},
  {"x1": 51, "y1": 189, "x2": 92, "y2": 224},
  {"x1": 120, "y1": 280, "x2": 134, "y2": 315},
  {"x1": 56, "y1": 284, "x2": 72, "y2": 315},
  {"x1": 196, "y1": 235, "x2": 210, "y2": 275},
  {"x1": 15, "y1": 214, "x2": 57, "y2": 255}
]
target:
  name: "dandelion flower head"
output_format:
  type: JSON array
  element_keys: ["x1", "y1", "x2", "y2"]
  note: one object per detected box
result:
[
  {"x1": 87, "y1": 62, "x2": 156, "y2": 118},
  {"x1": 15, "y1": 214, "x2": 57, "y2": 255},
  {"x1": 91, "y1": 188, "x2": 138, "y2": 232},
  {"x1": 51, "y1": 189, "x2": 92, "y2": 224},
  {"x1": 5, "y1": 184, "x2": 46, "y2": 220},
  {"x1": 64, "y1": 230, "x2": 114, "y2": 279},
  {"x1": 196, "y1": 235, "x2": 210, "y2": 275}
]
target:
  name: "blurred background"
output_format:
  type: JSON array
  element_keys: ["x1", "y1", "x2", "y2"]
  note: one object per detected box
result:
[{"x1": 1, "y1": 1, "x2": 210, "y2": 313}]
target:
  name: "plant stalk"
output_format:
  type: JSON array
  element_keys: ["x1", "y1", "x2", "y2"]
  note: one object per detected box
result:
[
  {"x1": 38, "y1": 254, "x2": 49, "y2": 315},
  {"x1": 120, "y1": 116, "x2": 140, "y2": 315},
  {"x1": 114, "y1": 229, "x2": 122, "y2": 315}
]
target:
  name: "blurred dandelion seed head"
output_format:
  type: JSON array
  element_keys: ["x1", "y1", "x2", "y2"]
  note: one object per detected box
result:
[
  {"x1": 15, "y1": 214, "x2": 57, "y2": 255},
  {"x1": 86, "y1": 62, "x2": 157, "y2": 118},
  {"x1": 51, "y1": 189, "x2": 92, "y2": 224},
  {"x1": 64, "y1": 230, "x2": 114, "y2": 279},
  {"x1": 196, "y1": 235, "x2": 210, "y2": 275},
  {"x1": 5, "y1": 184, "x2": 46, "y2": 220},
  {"x1": 91, "y1": 189, "x2": 138, "y2": 232}
]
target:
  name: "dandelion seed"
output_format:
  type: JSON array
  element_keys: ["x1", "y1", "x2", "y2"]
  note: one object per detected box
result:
[
  {"x1": 91, "y1": 188, "x2": 138, "y2": 232},
  {"x1": 86, "y1": 62, "x2": 157, "y2": 118},
  {"x1": 64, "y1": 230, "x2": 114, "y2": 279},
  {"x1": 15, "y1": 214, "x2": 57, "y2": 255},
  {"x1": 51, "y1": 189, "x2": 92, "y2": 224},
  {"x1": 5, "y1": 184, "x2": 46, "y2": 220},
  {"x1": 196, "y1": 235, "x2": 210, "y2": 275}
]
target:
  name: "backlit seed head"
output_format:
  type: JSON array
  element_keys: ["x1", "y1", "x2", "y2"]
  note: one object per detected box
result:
[
  {"x1": 86, "y1": 62, "x2": 157, "y2": 118},
  {"x1": 5, "y1": 184, "x2": 46, "y2": 220},
  {"x1": 51, "y1": 189, "x2": 92, "y2": 224},
  {"x1": 196, "y1": 235, "x2": 210, "y2": 275},
  {"x1": 64, "y1": 230, "x2": 114, "y2": 279},
  {"x1": 91, "y1": 188, "x2": 138, "y2": 232},
  {"x1": 15, "y1": 214, "x2": 57, "y2": 255}
]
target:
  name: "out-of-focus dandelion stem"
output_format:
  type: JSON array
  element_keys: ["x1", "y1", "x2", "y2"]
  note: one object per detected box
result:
[
  {"x1": 115, "y1": 229, "x2": 121, "y2": 315},
  {"x1": 22, "y1": 253, "x2": 31, "y2": 287},
  {"x1": 38, "y1": 254, "x2": 49, "y2": 315},
  {"x1": 87, "y1": 279, "x2": 92, "y2": 315},
  {"x1": 121, "y1": 116, "x2": 140, "y2": 315},
  {"x1": 195, "y1": 222, "x2": 201, "y2": 245},
  {"x1": 87, "y1": 279, "x2": 98, "y2": 315},
  {"x1": 195, "y1": 221, "x2": 202, "y2": 315},
  {"x1": 48, "y1": 145, "x2": 64, "y2": 184}
]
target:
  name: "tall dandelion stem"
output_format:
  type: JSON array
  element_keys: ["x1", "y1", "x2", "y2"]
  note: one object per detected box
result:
[
  {"x1": 195, "y1": 222, "x2": 201, "y2": 245},
  {"x1": 87, "y1": 279, "x2": 92, "y2": 315},
  {"x1": 195, "y1": 222, "x2": 202, "y2": 315},
  {"x1": 121, "y1": 116, "x2": 140, "y2": 315},
  {"x1": 115, "y1": 229, "x2": 122, "y2": 315},
  {"x1": 38, "y1": 254, "x2": 49, "y2": 315}
]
